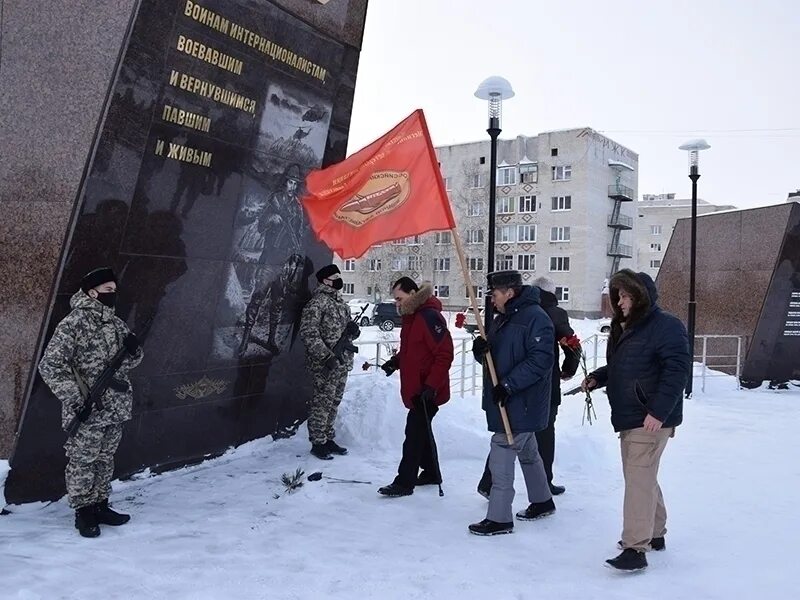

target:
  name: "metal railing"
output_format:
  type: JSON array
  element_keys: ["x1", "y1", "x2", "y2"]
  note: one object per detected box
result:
[
  {"x1": 607, "y1": 242, "x2": 633, "y2": 257},
  {"x1": 607, "y1": 213, "x2": 633, "y2": 229},
  {"x1": 694, "y1": 334, "x2": 745, "y2": 393},
  {"x1": 608, "y1": 183, "x2": 635, "y2": 201}
]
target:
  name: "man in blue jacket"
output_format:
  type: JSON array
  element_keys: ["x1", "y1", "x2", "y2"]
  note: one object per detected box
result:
[
  {"x1": 583, "y1": 269, "x2": 690, "y2": 571},
  {"x1": 468, "y1": 271, "x2": 556, "y2": 536}
]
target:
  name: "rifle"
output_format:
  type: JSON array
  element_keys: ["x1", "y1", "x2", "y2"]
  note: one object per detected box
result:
[
  {"x1": 65, "y1": 318, "x2": 151, "y2": 437},
  {"x1": 325, "y1": 305, "x2": 369, "y2": 371}
]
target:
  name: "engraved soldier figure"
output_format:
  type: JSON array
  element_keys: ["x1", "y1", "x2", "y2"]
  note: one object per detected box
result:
[{"x1": 38, "y1": 267, "x2": 144, "y2": 538}]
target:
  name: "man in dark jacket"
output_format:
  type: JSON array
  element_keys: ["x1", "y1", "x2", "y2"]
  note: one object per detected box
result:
[
  {"x1": 468, "y1": 271, "x2": 556, "y2": 536},
  {"x1": 583, "y1": 269, "x2": 690, "y2": 571},
  {"x1": 378, "y1": 278, "x2": 454, "y2": 497}
]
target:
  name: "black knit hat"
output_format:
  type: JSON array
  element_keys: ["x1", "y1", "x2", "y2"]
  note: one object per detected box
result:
[
  {"x1": 316, "y1": 264, "x2": 341, "y2": 282},
  {"x1": 487, "y1": 270, "x2": 522, "y2": 291},
  {"x1": 81, "y1": 267, "x2": 117, "y2": 292}
]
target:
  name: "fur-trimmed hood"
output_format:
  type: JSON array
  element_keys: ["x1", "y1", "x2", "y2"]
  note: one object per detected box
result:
[
  {"x1": 398, "y1": 282, "x2": 441, "y2": 316},
  {"x1": 609, "y1": 269, "x2": 658, "y2": 327}
]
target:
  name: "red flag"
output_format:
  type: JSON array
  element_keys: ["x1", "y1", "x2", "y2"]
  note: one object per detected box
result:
[{"x1": 301, "y1": 109, "x2": 456, "y2": 259}]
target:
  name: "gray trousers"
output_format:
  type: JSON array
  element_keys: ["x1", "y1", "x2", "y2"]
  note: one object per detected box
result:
[{"x1": 487, "y1": 432, "x2": 552, "y2": 523}]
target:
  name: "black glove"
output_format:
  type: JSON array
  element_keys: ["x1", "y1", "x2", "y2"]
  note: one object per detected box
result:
[
  {"x1": 344, "y1": 320, "x2": 361, "y2": 339},
  {"x1": 76, "y1": 404, "x2": 93, "y2": 423},
  {"x1": 324, "y1": 354, "x2": 340, "y2": 371},
  {"x1": 123, "y1": 333, "x2": 140, "y2": 356},
  {"x1": 472, "y1": 336, "x2": 489, "y2": 362},
  {"x1": 492, "y1": 383, "x2": 510, "y2": 407},
  {"x1": 380, "y1": 355, "x2": 399, "y2": 377},
  {"x1": 414, "y1": 385, "x2": 436, "y2": 411}
]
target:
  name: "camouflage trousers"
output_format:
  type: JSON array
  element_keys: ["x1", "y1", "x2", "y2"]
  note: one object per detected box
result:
[
  {"x1": 307, "y1": 366, "x2": 348, "y2": 445},
  {"x1": 64, "y1": 423, "x2": 124, "y2": 509}
]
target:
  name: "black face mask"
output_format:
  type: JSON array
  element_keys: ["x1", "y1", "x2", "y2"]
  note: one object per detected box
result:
[
  {"x1": 329, "y1": 279, "x2": 344, "y2": 291},
  {"x1": 96, "y1": 291, "x2": 117, "y2": 309}
]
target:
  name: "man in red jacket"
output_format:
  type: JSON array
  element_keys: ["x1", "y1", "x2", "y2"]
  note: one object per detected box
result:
[{"x1": 377, "y1": 277, "x2": 454, "y2": 497}]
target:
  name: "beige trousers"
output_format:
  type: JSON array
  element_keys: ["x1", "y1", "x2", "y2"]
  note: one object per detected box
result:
[{"x1": 620, "y1": 426, "x2": 674, "y2": 552}]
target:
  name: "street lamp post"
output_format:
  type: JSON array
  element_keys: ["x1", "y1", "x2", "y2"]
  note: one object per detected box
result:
[
  {"x1": 678, "y1": 139, "x2": 710, "y2": 398},
  {"x1": 474, "y1": 76, "x2": 514, "y2": 317}
]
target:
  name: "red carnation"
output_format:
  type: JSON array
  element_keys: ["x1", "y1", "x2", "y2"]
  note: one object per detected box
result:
[
  {"x1": 361, "y1": 361, "x2": 371, "y2": 371},
  {"x1": 455, "y1": 313, "x2": 466, "y2": 328},
  {"x1": 559, "y1": 334, "x2": 581, "y2": 351}
]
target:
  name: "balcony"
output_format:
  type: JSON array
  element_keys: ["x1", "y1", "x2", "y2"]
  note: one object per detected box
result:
[
  {"x1": 607, "y1": 213, "x2": 633, "y2": 229},
  {"x1": 607, "y1": 243, "x2": 633, "y2": 258},
  {"x1": 608, "y1": 183, "x2": 635, "y2": 202}
]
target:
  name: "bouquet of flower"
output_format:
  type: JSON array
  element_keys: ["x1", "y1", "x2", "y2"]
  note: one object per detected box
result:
[{"x1": 560, "y1": 334, "x2": 597, "y2": 425}]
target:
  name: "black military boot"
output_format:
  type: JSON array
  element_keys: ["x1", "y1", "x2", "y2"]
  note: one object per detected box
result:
[
  {"x1": 377, "y1": 483, "x2": 413, "y2": 497},
  {"x1": 94, "y1": 499, "x2": 130, "y2": 526},
  {"x1": 325, "y1": 440, "x2": 348, "y2": 455},
  {"x1": 75, "y1": 506, "x2": 100, "y2": 538},
  {"x1": 515, "y1": 498, "x2": 556, "y2": 521},
  {"x1": 606, "y1": 548, "x2": 648, "y2": 571},
  {"x1": 549, "y1": 483, "x2": 566, "y2": 496},
  {"x1": 468, "y1": 519, "x2": 513, "y2": 536},
  {"x1": 310, "y1": 444, "x2": 333, "y2": 460}
]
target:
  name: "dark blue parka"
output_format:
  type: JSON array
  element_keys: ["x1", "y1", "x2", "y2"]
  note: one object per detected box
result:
[
  {"x1": 481, "y1": 286, "x2": 555, "y2": 433},
  {"x1": 590, "y1": 270, "x2": 690, "y2": 432}
]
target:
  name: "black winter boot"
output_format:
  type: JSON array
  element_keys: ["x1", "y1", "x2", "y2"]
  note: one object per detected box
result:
[
  {"x1": 310, "y1": 444, "x2": 333, "y2": 460},
  {"x1": 549, "y1": 483, "x2": 566, "y2": 496},
  {"x1": 468, "y1": 519, "x2": 513, "y2": 536},
  {"x1": 606, "y1": 548, "x2": 648, "y2": 571},
  {"x1": 94, "y1": 499, "x2": 130, "y2": 526},
  {"x1": 75, "y1": 506, "x2": 100, "y2": 538},
  {"x1": 325, "y1": 440, "x2": 348, "y2": 455},
  {"x1": 377, "y1": 483, "x2": 413, "y2": 497},
  {"x1": 515, "y1": 498, "x2": 556, "y2": 521}
]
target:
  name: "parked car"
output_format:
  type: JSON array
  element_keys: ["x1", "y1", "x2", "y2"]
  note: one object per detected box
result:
[
  {"x1": 347, "y1": 299, "x2": 375, "y2": 326},
  {"x1": 372, "y1": 302, "x2": 403, "y2": 331},
  {"x1": 463, "y1": 307, "x2": 485, "y2": 334}
]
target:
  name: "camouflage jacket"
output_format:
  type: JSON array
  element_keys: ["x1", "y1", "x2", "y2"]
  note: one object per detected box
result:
[
  {"x1": 299, "y1": 284, "x2": 353, "y2": 371},
  {"x1": 39, "y1": 290, "x2": 144, "y2": 430}
]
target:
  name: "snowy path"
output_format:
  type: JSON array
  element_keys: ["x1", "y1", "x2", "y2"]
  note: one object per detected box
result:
[{"x1": 2, "y1": 368, "x2": 798, "y2": 599}]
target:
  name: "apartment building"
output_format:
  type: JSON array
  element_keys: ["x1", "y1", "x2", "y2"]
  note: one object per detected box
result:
[
  {"x1": 336, "y1": 127, "x2": 639, "y2": 318},
  {"x1": 637, "y1": 193, "x2": 736, "y2": 280}
]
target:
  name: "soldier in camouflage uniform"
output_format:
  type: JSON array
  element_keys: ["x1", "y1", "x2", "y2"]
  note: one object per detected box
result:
[
  {"x1": 299, "y1": 264, "x2": 359, "y2": 460},
  {"x1": 38, "y1": 267, "x2": 144, "y2": 538}
]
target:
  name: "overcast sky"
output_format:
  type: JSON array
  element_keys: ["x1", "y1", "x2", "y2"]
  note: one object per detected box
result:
[{"x1": 347, "y1": 0, "x2": 799, "y2": 209}]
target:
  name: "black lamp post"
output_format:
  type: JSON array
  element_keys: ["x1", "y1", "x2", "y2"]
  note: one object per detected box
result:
[
  {"x1": 678, "y1": 138, "x2": 710, "y2": 398},
  {"x1": 474, "y1": 76, "x2": 514, "y2": 317}
]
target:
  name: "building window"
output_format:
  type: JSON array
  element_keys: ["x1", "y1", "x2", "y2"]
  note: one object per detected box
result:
[
  {"x1": 368, "y1": 258, "x2": 381, "y2": 271},
  {"x1": 407, "y1": 235, "x2": 422, "y2": 245},
  {"x1": 496, "y1": 254, "x2": 514, "y2": 271},
  {"x1": 519, "y1": 162, "x2": 538, "y2": 183},
  {"x1": 496, "y1": 196, "x2": 515, "y2": 214},
  {"x1": 551, "y1": 148, "x2": 558, "y2": 157},
  {"x1": 468, "y1": 202, "x2": 484, "y2": 217},
  {"x1": 471, "y1": 174, "x2": 484, "y2": 188},
  {"x1": 443, "y1": 177, "x2": 452, "y2": 191},
  {"x1": 550, "y1": 256, "x2": 570, "y2": 272},
  {"x1": 650, "y1": 259, "x2": 662, "y2": 268},
  {"x1": 342, "y1": 283, "x2": 355, "y2": 295},
  {"x1": 650, "y1": 243, "x2": 662, "y2": 252},
  {"x1": 517, "y1": 254, "x2": 536, "y2": 272},
  {"x1": 552, "y1": 165, "x2": 572, "y2": 181},
  {"x1": 408, "y1": 255, "x2": 423, "y2": 271},
  {"x1": 434, "y1": 285, "x2": 450, "y2": 298},
  {"x1": 496, "y1": 225, "x2": 515, "y2": 243},
  {"x1": 518, "y1": 195, "x2": 536, "y2": 213},
  {"x1": 392, "y1": 238, "x2": 407, "y2": 245},
  {"x1": 555, "y1": 286, "x2": 570, "y2": 302},
  {"x1": 434, "y1": 231, "x2": 452, "y2": 245},
  {"x1": 551, "y1": 195, "x2": 572, "y2": 211},
  {"x1": 497, "y1": 166, "x2": 517, "y2": 186},
  {"x1": 517, "y1": 224, "x2": 536, "y2": 243},
  {"x1": 367, "y1": 286, "x2": 373, "y2": 296},
  {"x1": 479, "y1": 156, "x2": 486, "y2": 165},
  {"x1": 391, "y1": 258, "x2": 405, "y2": 271},
  {"x1": 343, "y1": 259, "x2": 355, "y2": 272},
  {"x1": 466, "y1": 229, "x2": 484, "y2": 244},
  {"x1": 550, "y1": 226, "x2": 571, "y2": 242},
  {"x1": 651, "y1": 225, "x2": 662, "y2": 235},
  {"x1": 468, "y1": 257, "x2": 484, "y2": 271},
  {"x1": 465, "y1": 285, "x2": 484, "y2": 299},
  {"x1": 433, "y1": 257, "x2": 451, "y2": 271}
]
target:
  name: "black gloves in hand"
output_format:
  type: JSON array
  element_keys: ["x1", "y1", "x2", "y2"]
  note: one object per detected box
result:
[
  {"x1": 380, "y1": 354, "x2": 399, "y2": 377},
  {"x1": 324, "y1": 354, "x2": 340, "y2": 371},
  {"x1": 492, "y1": 383, "x2": 510, "y2": 407},
  {"x1": 414, "y1": 385, "x2": 436, "y2": 411},
  {"x1": 123, "y1": 333, "x2": 140, "y2": 356},
  {"x1": 472, "y1": 336, "x2": 489, "y2": 362},
  {"x1": 344, "y1": 320, "x2": 361, "y2": 339}
]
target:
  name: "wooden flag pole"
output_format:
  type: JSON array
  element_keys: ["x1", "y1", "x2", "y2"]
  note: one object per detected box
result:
[{"x1": 451, "y1": 228, "x2": 514, "y2": 445}]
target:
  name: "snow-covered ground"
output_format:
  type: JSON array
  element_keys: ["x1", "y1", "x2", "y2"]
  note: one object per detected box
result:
[{"x1": 2, "y1": 320, "x2": 798, "y2": 599}]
